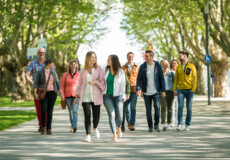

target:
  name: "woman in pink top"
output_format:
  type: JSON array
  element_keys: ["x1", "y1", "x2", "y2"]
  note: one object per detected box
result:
[
  {"x1": 61, "y1": 60, "x2": 80, "y2": 133},
  {"x1": 34, "y1": 58, "x2": 64, "y2": 135},
  {"x1": 74, "y1": 51, "x2": 106, "y2": 142}
]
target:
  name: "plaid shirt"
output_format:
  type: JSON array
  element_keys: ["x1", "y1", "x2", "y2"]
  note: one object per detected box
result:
[{"x1": 26, "y1": 59, "x2": 55, "y2": 81}]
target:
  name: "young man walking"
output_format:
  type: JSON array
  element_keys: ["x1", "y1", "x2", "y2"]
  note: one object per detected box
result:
[
  {"x1": 122, "y1": 52, "x2": 139, "y2": 131},
  {"x1": 173, "y1": 51, "x2": 197, "y2": 131},
  {"x1": 136, "y1": 50, "x2": 165, "y2": 132}
]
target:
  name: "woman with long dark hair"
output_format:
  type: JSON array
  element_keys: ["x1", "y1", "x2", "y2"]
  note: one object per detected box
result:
[{"x1": 103, "y1": 55, "x2": 126, "y2": 142}]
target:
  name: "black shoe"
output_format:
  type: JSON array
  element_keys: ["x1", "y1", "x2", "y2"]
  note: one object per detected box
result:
[
  {"x1": 121, "y1": 125, "x2": 125, "y2": 132},
  {"x1": 73, "y1": 127, "x2": 77, "y2": 133},
  {"x1": 38, "y1": 127, "x2": 42, "y2": 132},
  {"x1": 149, "y1": 127, "x2": 153, "y2": 132},
  {"x1": 155, "y1": 126, "x2": 161, "y2": 132}
]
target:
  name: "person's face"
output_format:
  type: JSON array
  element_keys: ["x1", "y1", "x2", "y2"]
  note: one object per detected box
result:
[
  {"x1": 172, "y1": 61, "x2": 178, "y2": 69},
  {"x1": 145, "y1": 53, "x2": 153, "y2": 62},
  {"x1": 161, "y1": 60, "x2": 169, "y2": 70},
  {"x1": 37, "y1": 48, "x2": 45, "y2": 59},
  {"x1": 70, "y1": 62, "x2": 77, "y2": 72},
  {"x1": 49, "y1": 62, "x2": 55, "y2": 69},
  {"x1": 107, "y1": 56, "x2": 112, "y2": 66},
  {"x1": 179, "y1": 53, "x2": 186, "y2": 62},
  {"x1": 89, "y1": 53, "x2": 96, "y2": 66},
  {"x1": 127, "y1": 54, "x2": 134, "y2": 64}
]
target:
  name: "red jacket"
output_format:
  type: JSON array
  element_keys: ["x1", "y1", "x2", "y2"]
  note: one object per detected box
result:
[{"x1": 61, "y1": 71, "x2": 80, "y2": 99}]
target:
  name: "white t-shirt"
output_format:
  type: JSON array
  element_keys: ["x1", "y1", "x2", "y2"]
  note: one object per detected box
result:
[
  {"x1": 144, "y1": 63, "x2": 157, "y2": 95},
  {"x1": 128, "y1": 64, "x2": 133, "y2": 72},
  {"x1": 83, "y1": 73, "x2": 94, "y2": 102},
  {"x1": 164, "y1": 75, "x2": 169, "y2": 90}
]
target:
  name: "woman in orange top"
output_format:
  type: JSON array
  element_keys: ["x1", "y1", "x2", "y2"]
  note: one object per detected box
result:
[{"x1": 61, "y1": 60, "x2": 81, "y2": 133}]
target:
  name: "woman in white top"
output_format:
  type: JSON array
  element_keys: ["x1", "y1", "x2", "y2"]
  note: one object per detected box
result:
[
  {"x1": 103, "y1": 55, "x2": 126, "y2": 142},
  {"x1": 170, "y1": 59, "x2": 179, "y2": 126},
  {"x1": 74, "y1": 51, "x2": 106, "y2": 142}
]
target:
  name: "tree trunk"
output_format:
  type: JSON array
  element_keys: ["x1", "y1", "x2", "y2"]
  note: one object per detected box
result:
[
  {"x1": 11, "y1": 67, "x2": 33, "y2": 102},
  {"x1": 193, "y1": 60, "x2": 206, "y2": 95},
  {"x1": 211, "y1": 60, "x2": 229, "y2": 97}
]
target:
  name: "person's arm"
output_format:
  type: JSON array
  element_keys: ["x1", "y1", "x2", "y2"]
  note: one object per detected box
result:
[
  {"x1": 92, "y1": 67, "x2": 106, "y2": 92},
  {"x1": 74, "y1": 70, "x2": 84, "y2": 104},
  {"x1": 191, "y1": 65, "x2": 197, "y2": 93},
  {"x1": 60, "y1": 72, "x2": 67, "y2": 99},
  {"x1": 173, "y1": 67, "x2": 179, "y2": 96},
  {"x1": 125, "y1": 74, "x2": 130, "y2": 99},
  {"x1": 121, "y1": 70, "x2": 126, "y2": 102},
  {"x1": 136, "y1": 65, "x2": 142, "y2": 96},
  {"x1": 33, "y1": 71, "x2": 40, "y2": 100},
  {"x1": 158, "y1": 64, "x2": 166, "y2": 97}
]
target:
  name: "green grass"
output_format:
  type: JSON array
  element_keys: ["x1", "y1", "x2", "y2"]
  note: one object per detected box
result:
[
  {"x1": 0, "y1": 110, "x2": 36, "y2": 131},
  {"x1": 0, "y1": 96, "x2": 61, "y2": 107}
]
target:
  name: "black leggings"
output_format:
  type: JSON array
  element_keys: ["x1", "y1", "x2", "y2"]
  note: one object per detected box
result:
[
  {"x1": 40, "y1": 91, "x2": 57, "y2": 130},
  {"x1": 82, "y1": 102, "x2": 100, "y2": 134}
]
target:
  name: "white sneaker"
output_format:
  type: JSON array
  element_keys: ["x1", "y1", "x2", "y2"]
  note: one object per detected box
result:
[
  {"x1": 162, "y1": 123, "x2": 167, "y2": 131},
  {"x1": 167, "y1": 124, "x2": 172, "y2": 130},
  {"x1": 85, "y1": 135, "x2": 91, "y2": 142},
  {"x1": 94, "y1": 128, "x2": 100, "y2": 139},
  {"x1": 184, "y1": 125, "x2": 190, "y2": 131},
  {"x1": 177, "y1": 124, "x2": 183, "y2": 131}
]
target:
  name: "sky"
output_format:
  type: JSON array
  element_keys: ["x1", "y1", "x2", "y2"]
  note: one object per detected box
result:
[{"x1": 77, "y1": 9, "x2": 143, "y2": 67}]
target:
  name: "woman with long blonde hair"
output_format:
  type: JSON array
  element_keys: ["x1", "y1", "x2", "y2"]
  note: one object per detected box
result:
[{"x1": 74, "y1": 51, "x2": 106, "y2": 142}]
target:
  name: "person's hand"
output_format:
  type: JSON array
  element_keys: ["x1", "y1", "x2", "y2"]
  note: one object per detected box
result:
[
  {"x1": 29, "y1": 80, "x2": 33, "y2": 86},
  {"x1": 34, "y1": 93, "x2": 39, "y2": 100},
  {"x1": 61, "y1": 95, "x2": 65, "y2": 101},
  {"x1": 126, "y1": 95, "x2": 129, "y2": 100},
  {"x1": 136, "y1": 91, "x2": 141, "y2": 96},
  {"x1": 88, "y1": 81, "x2": 96, "y2": 85},
  {"x1": 173, "y1": 91, "x2": 177, "y2": 96},
  {"x1": 161, "y1": 92, "x2": 166, "y2": 97},
  {"x1": 122, "y1": 98, "x2": 125, "y2": 102},
  {"x1": 74, "y1": 97, "x2": 78, "y2": 104},
  {"x1": 98, "y1": 78, "x2": 103, "y2": 83}
]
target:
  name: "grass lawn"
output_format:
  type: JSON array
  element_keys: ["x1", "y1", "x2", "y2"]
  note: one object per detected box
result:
[
  {"x1": 0, "y1": 96, "x2": 61, "y2": 107},
  {"x1": 0, "y1": 110, "x2": 36, "y2": 131}
]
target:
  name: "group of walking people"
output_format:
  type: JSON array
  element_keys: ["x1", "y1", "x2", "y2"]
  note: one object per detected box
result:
[{"x1": 26, "y1": 48, "x2": 197, "y2": 142}]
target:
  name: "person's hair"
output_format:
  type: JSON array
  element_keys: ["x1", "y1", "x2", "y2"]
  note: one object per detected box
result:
[
  {"x1": 84, "y1": 51, "x2": 98, "y2": 70},
  {"x1": 145, "y1": 50, "x2": 154, "y2": 57},
  {"x1": 45, "y1": 58, "x2": 54, "y2": 65},
  {"x1": 170, "y1": 59, "x2": 180, "y2": 69},
  {"x1": 69, "y1": 59, "x2": 80, "y2": 71},
  {"x1": 37, "y1": 47, "x2": 46, "y2": 53},
  {"x1": 179, "y1": 51, "x2": 189, "y2": 58},
  {"x1": 127, "y1": 52, "x2": 134, "y2": 57},
  {"x1": 105, "y1": 55, "x2": 121, "y2": 76}
]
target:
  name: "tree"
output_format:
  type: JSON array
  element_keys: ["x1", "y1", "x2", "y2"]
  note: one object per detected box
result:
[
  {"x1": 0, "y1": 0, "x2": 115, "y2": 101},
  {"x1": 121, "y1": 0, "x2": 229, "y2": 96}
]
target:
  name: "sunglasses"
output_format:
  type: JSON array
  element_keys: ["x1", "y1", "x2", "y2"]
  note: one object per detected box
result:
[{"x1": 38, "y1": 52, "x2": 45, "y2": 54}]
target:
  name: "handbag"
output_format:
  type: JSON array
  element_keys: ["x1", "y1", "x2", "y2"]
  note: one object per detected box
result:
[
  {"x1": 37, "y1": 71, "x2": 51, "y2": 100},
  {"x1": 61, "y1": 72, "x2": 68, "y2": 110}
]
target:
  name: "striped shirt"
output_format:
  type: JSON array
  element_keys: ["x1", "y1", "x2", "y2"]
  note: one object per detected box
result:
[{"x1": 26, "y1": 58, "x2": 55, "y2": 81}]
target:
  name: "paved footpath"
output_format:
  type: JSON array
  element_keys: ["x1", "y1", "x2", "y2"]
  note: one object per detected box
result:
[{"x1": 0, "y1": 96, "x2": 230, "y2": 160}]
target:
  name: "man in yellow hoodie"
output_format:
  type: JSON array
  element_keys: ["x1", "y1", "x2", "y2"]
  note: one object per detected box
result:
[{"x1": 173, "y1": 51, "x2": 197, "y2": 131}]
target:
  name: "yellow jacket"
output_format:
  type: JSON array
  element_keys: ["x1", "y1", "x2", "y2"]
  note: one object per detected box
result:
[{"x1": 173, "y1": 62, "x2": 197, "y2": 92}]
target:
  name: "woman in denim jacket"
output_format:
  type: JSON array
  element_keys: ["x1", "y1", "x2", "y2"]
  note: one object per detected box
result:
[
  {"x1": 103, "y1": 55, "x2": 126, "y2": 142},
  {"x1": 160, "y1": 60, "x2": 175, "y2": 130}
]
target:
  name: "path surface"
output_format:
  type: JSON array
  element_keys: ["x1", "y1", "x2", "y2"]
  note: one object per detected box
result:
[{"x1": 0, "y1": 96, "x2": 230, "y2": 160}]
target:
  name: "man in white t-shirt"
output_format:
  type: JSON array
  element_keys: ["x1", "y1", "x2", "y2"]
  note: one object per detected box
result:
[{"x1": 136, "y1": 50, "x2": 166, "y2": 132}]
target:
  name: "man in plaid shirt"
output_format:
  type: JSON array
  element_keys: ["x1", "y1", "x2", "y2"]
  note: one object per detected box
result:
[{"x1": 26, "y1": 48, "x2": 47, "y2": 132}]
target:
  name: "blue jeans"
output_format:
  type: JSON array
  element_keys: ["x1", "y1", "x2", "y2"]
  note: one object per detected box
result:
[
  {"x1": 66, "y1": 97, "x2": 80, "y2": 128},
  {"x1": 122, "y1": 93, "x2": 138, "y2": 126},
  {"x1": 143, "y1": 92, "x2": 160, "y2": 128},
  {"x1": 103, "y1": 94, "x2": 123, "y2": 134},
  {"x1": 177, "y1": 89, "x2": 194, "y2": 126}
]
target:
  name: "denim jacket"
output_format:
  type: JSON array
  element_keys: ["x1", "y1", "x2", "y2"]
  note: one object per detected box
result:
[
  {"x1": 34, "y1": 68, "x2": 61, "y2": 92},
  {"x1": 165, "y1": 70, "x2": 175, "y2": 91},
  {"x1": 136, "y1": 61, "x2": 165, "y2": 93}
]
